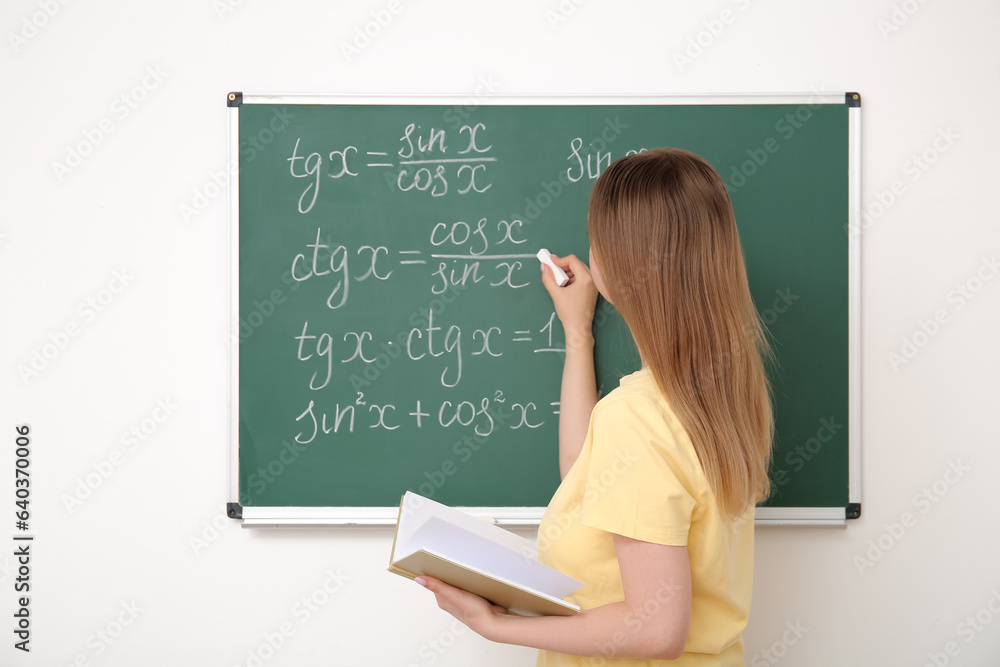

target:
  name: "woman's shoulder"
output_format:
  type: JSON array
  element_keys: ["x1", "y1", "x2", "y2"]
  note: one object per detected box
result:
[
  {"x1": 592, "y1": 370, "x2": 707, "y2": 489},
  {"x1": 594, "y1": 368, "x2": 669, "y2": 419}
]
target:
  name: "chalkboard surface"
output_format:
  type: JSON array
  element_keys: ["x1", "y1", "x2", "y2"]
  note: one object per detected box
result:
[{"x1": 229, "y1": 94, "x2": 860, "y2": 522}]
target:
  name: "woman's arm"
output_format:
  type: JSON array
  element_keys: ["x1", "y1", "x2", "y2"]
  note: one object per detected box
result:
[
  {"x1": 540, "y1": 254, "x2": 599, "y2": 479},
  {"x1": 557, "y1": 323, "x2": 597, "y2": 478},
  {"x1": 417, "y1": 534, "x2": 692, "y2": 660}
]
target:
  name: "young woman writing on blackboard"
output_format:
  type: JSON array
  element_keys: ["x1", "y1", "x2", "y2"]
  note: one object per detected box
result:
[{"x1": 416, "y1": 147, "x2": 775, "y2": 665}]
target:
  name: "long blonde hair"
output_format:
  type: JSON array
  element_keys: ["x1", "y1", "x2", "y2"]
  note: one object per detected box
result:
[{"x1": 588, "y1": 147, "x2": 775, "y2": 520}]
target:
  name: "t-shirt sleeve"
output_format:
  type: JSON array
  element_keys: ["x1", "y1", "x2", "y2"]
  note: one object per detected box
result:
[{"x1": 578, "y1": 397, "x2": 698, "y2": 546}]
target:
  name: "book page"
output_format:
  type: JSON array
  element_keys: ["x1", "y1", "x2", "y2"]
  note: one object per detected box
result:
[
  {"x1": 397, "y1": 491, "x2": 538, "y2": 559},
  {"x1": 401, "y1": 515, "x2": 582, "y2": 599}
]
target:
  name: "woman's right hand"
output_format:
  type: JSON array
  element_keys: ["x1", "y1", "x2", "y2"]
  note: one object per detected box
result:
[{"x1": 540, "y1": 253, "x2": 599, "y2": 336}]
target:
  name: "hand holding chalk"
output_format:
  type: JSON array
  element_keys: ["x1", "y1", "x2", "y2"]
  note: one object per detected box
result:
[
  {"x1": 537, "y1": 248, "x2": 570, "y2": 287},
  {"x1": 537, "y1": 250, "x2": 599, "y2": 341}
]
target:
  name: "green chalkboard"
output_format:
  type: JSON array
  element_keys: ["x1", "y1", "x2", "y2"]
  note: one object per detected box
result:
[{"x1": 228, "y1": 94, "x2": 860, "y2": 522}]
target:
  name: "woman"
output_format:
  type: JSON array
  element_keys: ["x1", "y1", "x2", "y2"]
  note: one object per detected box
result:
[{"x1": 416, "y1": 147, "x2": 775, "y2": 666}]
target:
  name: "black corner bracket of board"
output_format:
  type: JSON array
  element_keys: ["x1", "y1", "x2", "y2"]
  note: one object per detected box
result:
[
  {"x1": 846, "y1": 503, "x2": 862, "y2": 520},
  {"x1": 846, "y1": 92, "x2": 861, "y2": 107},
  {"x1": 227, "y1": 92, "x2": 243, "y2": 107},
  {"x1": 227, "y1": 502, "x2": 244, "y2": 520}
]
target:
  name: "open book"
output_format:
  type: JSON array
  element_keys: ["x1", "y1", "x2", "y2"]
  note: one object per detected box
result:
[{"x1": 388, "y1": 491, "x2": 583, "y2": 616}]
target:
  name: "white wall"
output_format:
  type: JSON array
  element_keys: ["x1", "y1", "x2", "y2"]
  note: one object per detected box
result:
[{"x1": 2, "y1": 0, "x2": 998, "y2": 664}]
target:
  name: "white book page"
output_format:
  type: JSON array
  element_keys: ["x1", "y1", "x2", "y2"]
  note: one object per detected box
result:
[
  {"x1": 396, "y1": 491, "x2": 538, "y2": 559},
  {"x1": 403, "y1": 515, "x2": 582, "y2": 599},
  {"x1": 418, "y1": 547, "x2": 580, "y2": 612}
]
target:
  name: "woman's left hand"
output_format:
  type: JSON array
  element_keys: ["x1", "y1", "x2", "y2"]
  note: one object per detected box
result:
[{"x1": 415, "y1": 575, "x2": 513, "y2": 640}]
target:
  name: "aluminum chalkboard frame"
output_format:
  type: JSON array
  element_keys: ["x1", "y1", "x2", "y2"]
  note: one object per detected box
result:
[{"x1": 226, "y1": 92, "x2": 861, "y2": 527}]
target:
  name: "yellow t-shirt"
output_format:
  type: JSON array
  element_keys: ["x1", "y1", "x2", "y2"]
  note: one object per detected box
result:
[{"x1": 536, "y1": 367, "x2": 754, "y2": 667}]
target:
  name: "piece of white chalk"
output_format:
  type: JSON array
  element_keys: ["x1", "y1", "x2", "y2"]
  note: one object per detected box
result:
[{"x1": 537, "y1": 248, "x2": 569, "y2": 287}]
